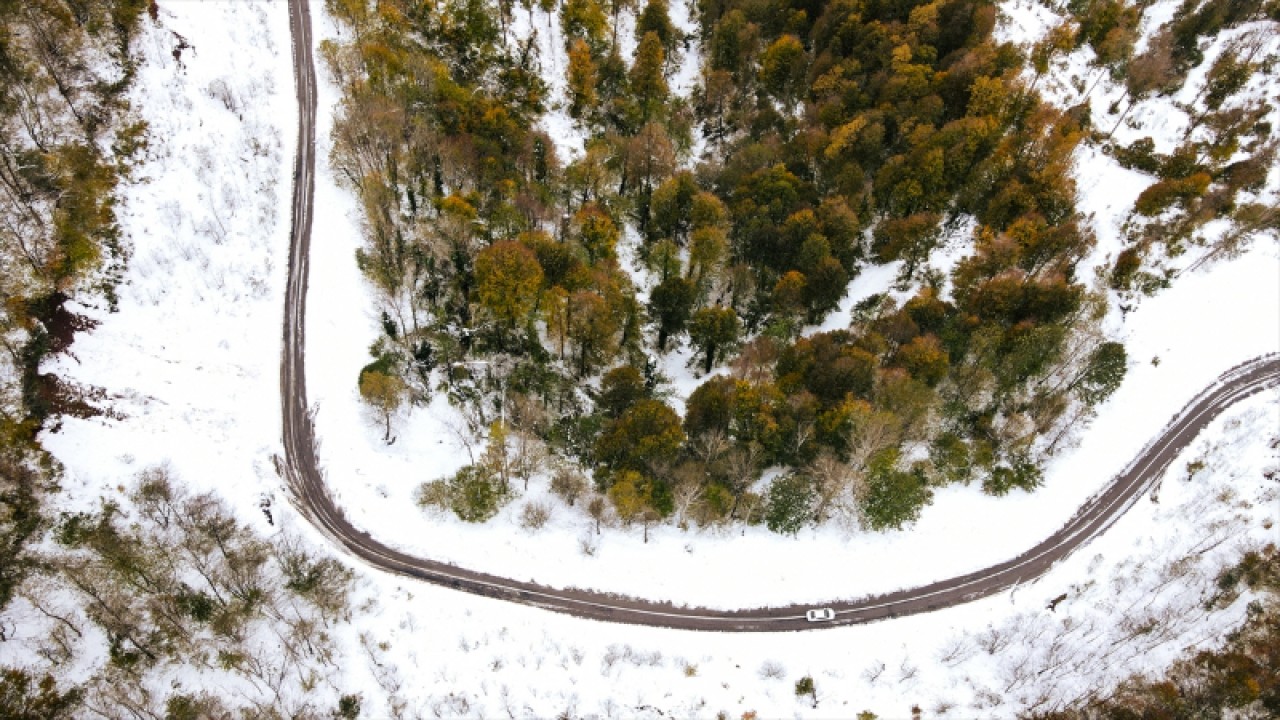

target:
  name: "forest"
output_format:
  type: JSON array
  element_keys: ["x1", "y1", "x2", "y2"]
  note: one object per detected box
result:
[
  {"x1": 321, "y1": 0, "x2": 1178, "y2": 534},
  {"x1": 0, "y1": 0, "x2": 1277, "y2": 715}
]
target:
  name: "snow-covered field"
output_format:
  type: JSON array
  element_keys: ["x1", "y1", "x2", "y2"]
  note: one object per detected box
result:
[{"x1": 5, "y1": 0, "x2": 1278, "y2": 716}]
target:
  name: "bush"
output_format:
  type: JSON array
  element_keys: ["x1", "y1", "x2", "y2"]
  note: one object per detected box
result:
[
  {"x1": 1134, "y1": 173, "x2": 1211, "y2": 216},
  {"x1": 550, "y1": 465, "x2": 589, "y2": 506},
  {"x1": 1112, "y1": 137, "x2": 1161, "y2": 173},
  {"x1": 759, "y1": 660, "x2": 786, "y2": 679},
  {"x1": 415, "y1": 480, "x2": 452, "y2": 511},
  {"x1": 793, "y1": 671, "x2": 814, "y2": 696},
  {"x1": 981, "y1": 458, "x2": 1043, "y2": 496},
  {"x1": 765, "y1": 473, "x2": 816, "y2": 535},
  {"x1": 336, "y1": 694, "x2": 361, "y2": 720},
  {"x1": 1109, "y1": 247, "x2": 1142, "y2": 289},
  {"x1": 440, "y1": 465, "x2": 509, "y2": 523},
  {"x1": 861, "y1": 450, "x2": 933, "y2": 531},
  {"x1": 519, "y1": 501, "x2": 552, "y2": 530}
]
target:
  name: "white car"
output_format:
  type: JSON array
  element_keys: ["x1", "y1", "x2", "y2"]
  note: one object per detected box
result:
[{"x1": 805, "y1": 607, "x2": 836, "y2": 622}]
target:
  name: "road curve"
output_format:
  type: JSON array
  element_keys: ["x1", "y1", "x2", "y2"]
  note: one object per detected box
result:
[{"x1": 280, "y1": 0, "x2": 1280, "y2": 631}]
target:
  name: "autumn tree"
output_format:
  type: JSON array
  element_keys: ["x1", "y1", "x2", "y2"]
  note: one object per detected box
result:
[
  {"x1": 688, "y1": 306, "x2": 742, "y2": 373},
  {"x1": 596, "y1": 398, "x2": 685, "y2": 477},
  {"x1": 561, "y1": 0, "x2": 608, "y2": 54},
  {"x1": 758, "y1": 34, "x2": 807, "y2": 111},
  {"x1": 623, "y1": 122, "x2": 676, "y2": 231},
  {"x1": 474, "y1": 240, "x2": 544, "y2": 345},
  {"x1": 598, "y1": 365, "x2": 648, "y2": 417},
  {"x1": 566, "y1": 38, "x2": 599, "y2": 121},
  {"x1": 567, "y1": 290, "x2": 620, "y2": 375},
  {"x1": 359, "y1": 368, "x2": 407, "y2": 444},
  {"x1": 608, "y1": 470, "x2": 648, "y2": 525},
  {"x1": 575, "y1": 204, "x2": 620, "y2": 262},
  {"x1": 688, "y1": 226, "x2": 729, "y2": 290},
  {"x1": 635, "y1": 0, "x2": 678, "y2": 56},
  {"x1": 629, "y1": 32, "x2": 669, "y2": 125}
]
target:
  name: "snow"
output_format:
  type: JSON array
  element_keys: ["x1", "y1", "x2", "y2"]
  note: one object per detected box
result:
[
  {"x1": 201, "y1": 0, "x2": 1280, "y2": 613},
  {"x1": 37, "y1": 0, "x2": 294, "y2": 524},
  {"x1": 5, "y1": 0, "x2": 1279, "y2": 716},
  {"x1": 513, "y1": 5, "x2": 588, "y2": 161}
]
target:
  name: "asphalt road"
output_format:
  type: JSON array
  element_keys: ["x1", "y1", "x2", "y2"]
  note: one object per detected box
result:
[{"x1": 279, "y1": 0, "x2": 1280, "y2": 631}]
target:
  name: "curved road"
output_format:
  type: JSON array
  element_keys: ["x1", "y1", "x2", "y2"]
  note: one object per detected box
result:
[{"x1": 280, "y1": 0, "x2": 1280, "y2": 631}]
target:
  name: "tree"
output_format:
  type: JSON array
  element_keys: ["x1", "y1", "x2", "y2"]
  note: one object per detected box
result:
[
  {"x1": 807, "y1": 452, "x2": 861, "y2": 525},
  {"x1": 647, "y1": 238, "x2": 683, "y2": 282},
  {"x1": 629, "y1": 32, "x2": 669, "y2": 124},
  {"x1": 802, "y1": 255, "x2": 849, "y2": 321},
  {"x1": 1071, "y1": 341, "x2": 1127, "y2": 405},
  {"x1": 596, "y1": 398, "x2": 685, "y2": 474},
  {"x1": 873, "y1": 213, "x2": 941, "y2": 269},
  {"x1": 759, "y1": 35, "x2": 808, "y2": 111},
  {"x1": 765, "y1": 473, "x2": 815, "y2": 535},
  {"x1": 608, "y1": 470, "x2": 647, "y2": 525},
  {"x1": 598, "y1": 365, "x2": 647, "y2": 417},
  {"x1": 688, "y1": 226, "x2": 728, "y2": 288},
  {"x1": 566, "y1": 38, "x2": 599, "y2": 121},
  {"x1": 359, "y1": 369, "x2": 406, "y2": 444},
  {"x1": 649, "y1": 276, "x2": 696, "y2": 351},
  {"x1": 982, "y1": 456, "x2": 1042, "y2": 496},
  {"x1": 860, "y1": 448, "x2": 932, "y2": 531},
  {"x1": 447, "y1": 464, "x2": 507, "y2": 522},
  {"x1": 550, "y1": 465, "x2": 589, "y2": 506},
  {"x1": 691, "y1": 191, "x2": 728, "y2": 229},
  {"x1": 635, "y1": 0, "x2": 677, "y2": 55},
  {"x1": 623, "y1": 123, "x2": 677, "y2": 228},
  {"x1": 772, "y1": 271, "x2": 808, "y2": 320},
  {"x1": 893, "y1": 334, "x2": 949, "y2": 386},
  {"x1": 684, "y1": 375, "x2": 737, "y2": 438},
  {"x1": 336, "y1": 694, "x2": 361, "y2": 720},
  {"x1": 474, "y1": 240, "x2": 544, "y2": 336},
  {"x1": 561, "y1": 0, "x2": 608, "y2": 54},
  {"x1": 688, "y1": 306, "x2": 741, "y2": 373},
  {"x1": 649, "y1": 172, "x2": 699, "y2": 245},
  {"x1": 586, "y1": 494, "x2": 609, "y2": 533},
  {"x1": 567, "y1": 290, "x2": 620, "y2": 375},
  {"x1": 575, "y1": 204, "x2": 619, "y2": 262}
]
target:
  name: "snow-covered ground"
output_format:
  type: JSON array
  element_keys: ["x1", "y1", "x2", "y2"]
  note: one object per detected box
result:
[
  {"x1": 37, "y1": 0, "x2": 294, "y2": 525},
  {"x1": 5, "y1": 0, "x2": 1278, "y2": 716},
  {"x1": 303, "y1": 0, "x2": 1280, "y2": 610}
]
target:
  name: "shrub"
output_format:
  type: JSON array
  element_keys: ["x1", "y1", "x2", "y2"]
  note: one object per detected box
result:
[
  {"x1": 765, "y1": 473, "x2": 816, "y2": 535},
  {"x1": 981, "y1": 458, "x2": 1043, "y2": 496},
  {"x1": 447, "y1": 465, "x2": 508, "y2": 522},
  {"x1": 415, "y1": 480, "x2": 452, "y2": 511},
  {"x1": 1134, "y1": 173, "x2": 1212, "y2": 216},
  {"x1": 519, "y1": 501, "x2": 551, "y2": 530},
  {"x1": 1109, "y1": 247, "x2": 1142, "y2": 289},
  {"x1": 759, "y1": 660, "x2": 786, "y2": 679},
  {"x1": 793, "y1": 671, "x2": 814, "y2": 696},
  {"x1": 550, "y1": 465, "x2": 589, "y2": 506}
]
